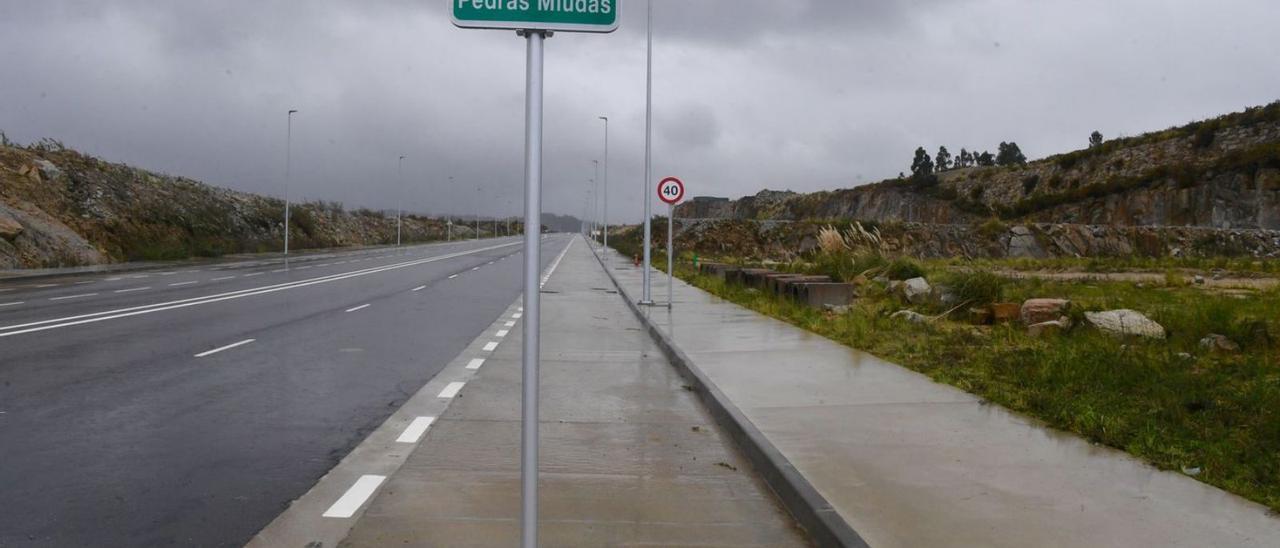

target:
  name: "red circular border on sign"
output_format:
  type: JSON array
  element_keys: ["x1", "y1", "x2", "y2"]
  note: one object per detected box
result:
[{"x1": 658, "y1": 177, "x2": 685, "y2": 205}]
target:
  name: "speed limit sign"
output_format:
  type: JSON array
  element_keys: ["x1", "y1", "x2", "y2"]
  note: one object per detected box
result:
[{"x1": 658, "y1": 177, "x2": 685, "y2": 205}]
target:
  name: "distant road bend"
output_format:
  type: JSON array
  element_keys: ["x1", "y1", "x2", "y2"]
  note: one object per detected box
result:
[{"x1": 0, "y1": 235, "x2": 571, "y2": 546}]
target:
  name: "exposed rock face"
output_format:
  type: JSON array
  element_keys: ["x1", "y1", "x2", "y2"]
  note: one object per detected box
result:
[
  {"x1": 0, "y1": 210, "x2": 22, "y2": 241},
  {"x1": 1085, "y1": 310, "x2": 1166, "y2": 339},
  {"x1": 676, "y1": 105, "x2": 1280, "y2": 230}
]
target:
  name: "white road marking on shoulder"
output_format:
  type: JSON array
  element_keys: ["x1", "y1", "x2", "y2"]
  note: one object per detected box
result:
[
  {"x1": 0, "y1": 302, "x2": 24, "y2": 307},
  {"x1": 482, "y1": 341, "x2": 499, "y2": 351},
  {"x1": 437, "y1": 382, "x2": 465, "y2": 398},
  {"x1": 157, "y1": 272, "x2": 178, "y2": 276},
  {"x1": 50, "y1": 293, "x2": 97, "y2": 301},
  {"x1": 169, "y1": 281, "x2": 197, "y2": 287},
  {"x1": 396, "y1": 417, "x2": 436, "y2": 444},
  {"x1": 345, "y1": 304, "x2": 370, "y2": 313},
  {"x1": 412, "y1": 285, "x2": 426, "y2": 292},
  {"x1": 195, "y1": 338, "x2": 256, "y2": 358},
  {"x1": 496, "y1": 329, "x2": 509, "y2": 338},
  {"x1": 272, "y1": 269, "x2": 287, "y2": 273},
  {"x1": 504, "y1": 321, "x2": 516, "y2": 327},
  {"x1": 471, "y1": 266, "x2": 480, "y2": 271},
  {"x1": 115, "y1": 287, "x2": 150, "y2": 293},
  {"x1": 512, "y1": 313, "x2": 522, "y2": 319},
  {"x1": 466, "y1": 358, "x2": 485, "y2": 370},
  {"x1": 322, "y1": 475, "x2": 386, "y2": 519}
]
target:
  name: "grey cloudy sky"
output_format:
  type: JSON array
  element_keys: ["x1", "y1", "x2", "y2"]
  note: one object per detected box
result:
[{"x1": 1, "y1": 0, "x2": 1277, "y2": 222}]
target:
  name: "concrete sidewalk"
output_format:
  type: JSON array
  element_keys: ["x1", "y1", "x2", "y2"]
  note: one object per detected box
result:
[
  {"x1": 601, "y1": 246, "x2": 1280, "y2": 547},
  {"x1": 339, "y1": 238, "x2": 807, "y2": 546}
]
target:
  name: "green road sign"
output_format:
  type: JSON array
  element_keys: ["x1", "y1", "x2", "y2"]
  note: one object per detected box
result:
[{"x1": 452, "y1": 0, "x2": 619, "y2": 33}]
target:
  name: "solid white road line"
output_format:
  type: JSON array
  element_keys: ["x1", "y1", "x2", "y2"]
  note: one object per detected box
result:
[
  {"x1": 322, "y1": 475, "x2": 386, "y2": 519},
  {"x1": 345, "y1": 304, "x2": 371, "y2": 313},
  {"x1": 471, "y1": 267, "x2": 480, "y2": 271},
  {"x1": 0, "y1": 302, "x2": 24, "y2": 307},
  {"x1": 115, "y1": 287, "x2": 150, "y2": 293},
  {"x1": 50, "y1": 293, "x2": 98, "y2": 301},
  {"x1": 482, "y1": 341, "x2": 499, "y2": 352},
  {"x1": 243, "y1": 273, "x2": 264, "y2": 277},
  {"x1": 437, "y1": 382, "x2": 465, "y2": 399},
  {"x1": 496, "y1": 329, "x2": 509, "y2": 338},
  {"x1": 504, "y1": 321, "x2": 516, "y2": 327},
  {"x1": 211, "y1": 276, "x2": 236, "y2": 281},
  {"x1": 0, "y1": 242, "x2": 521, "y2": 338},
  {"x1": 194, "y1": 338, "x2": 256, "y2": 358},
  {"x1": 158, "y1": 272, "x2": 178, "y2": 276},
  {"x1": 448, "y1": 274, "x2": 459, "y2": 279},
  {"x1": 169, "y1": 281, "x2": 197, "y2": 287},
  {"x1": 395, "y1": 417, "x2": 436, "y2": 444},
  {"x1": 466, "y1": 358, "x2": 485, "y2": 370},
  {"x1": 74, "y1": 281, "x2": 96, "y2": 285},
  {"x1": 412, "y1": 285, "x2": 426, "y2": 292},
  {"x1": 35, "y1": 284, "x2": 59, "y2": 288}
]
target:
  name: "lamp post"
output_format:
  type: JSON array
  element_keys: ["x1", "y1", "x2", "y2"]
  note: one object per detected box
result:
[
  {"x1": 598, "y1": 115, "x2": 609, "y2": 255},
  {"x1": 640, "y1": 0, "x2": 655, "y2": 305},
  {"x1": 397, "y1": 155, "x2": 406, "y2": 248},
  {"x1": 284, "y1": 109, "x2": 298, "y2": 263},
  {"x1": 475, "y1": 186, "x2": 482, "y2": 240},
  {"x1": 592, "y1": 159, "x2": 600, "y2": 246}
]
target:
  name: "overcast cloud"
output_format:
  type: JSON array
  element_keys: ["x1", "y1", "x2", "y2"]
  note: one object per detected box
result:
[{"x1": 1, "y1": 0, "x2": 1277, "y2": 222}]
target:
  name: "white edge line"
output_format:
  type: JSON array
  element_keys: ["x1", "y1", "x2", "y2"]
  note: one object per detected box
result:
[
  {"x1": 437, "y1": 381, "x2": 465, "y2": 398},
  {"x1": 495, "y1": 329, "x2": 509, "y2": 337},
  {"x1": 0, "y1": 301, "x2": 24, "y2": 307},
  {"x1": 321, "y1": 475, "x2": 386, "y2": 519},
  {"x1": 194, "y1": 338, "x2": 256, "y2": 358},
  {"x1": 482, "y1": 342, "x2": 499, "y2": 352},
  {"x1": 345, "y1": 304, "x2": 371, "y2": 313},
  {"x1": 395, "y1": 416, "x2": 436, "y2": 444},
  {"x1": 115, "y1": 287, "x2": 150, "y2": 293},
  {"x1": 49, "y1": 293, "x2": 98, "y2": 301},
  {"x1": 412, "y1": 285, "x2": 426, "y2": 292}
]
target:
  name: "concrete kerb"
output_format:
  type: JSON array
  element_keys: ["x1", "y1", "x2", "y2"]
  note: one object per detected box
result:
[{"x1": 588, "y1": 245, "x2": 869, "y2": 548}]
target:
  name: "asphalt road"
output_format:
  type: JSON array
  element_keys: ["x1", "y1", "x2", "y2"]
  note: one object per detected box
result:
[{"x1": 0, "y1": 235, "x2": 570, "y2": 547}]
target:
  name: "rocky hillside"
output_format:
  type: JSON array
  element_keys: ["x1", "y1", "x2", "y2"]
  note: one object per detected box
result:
[
  {"x1": 0, "y1": 141, "x2": 493, "y2": 269},
  {"x1": 679, "y1": 102, "x2": 1280, "y2": 229}
]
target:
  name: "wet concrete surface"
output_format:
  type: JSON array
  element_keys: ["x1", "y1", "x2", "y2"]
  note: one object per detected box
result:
[
  {"x1": 340, "y1": 239, "x2": 808, "y2": 547},
  {"x1": 607, "y1": 248, "x2": 1280, "y2": 548}
]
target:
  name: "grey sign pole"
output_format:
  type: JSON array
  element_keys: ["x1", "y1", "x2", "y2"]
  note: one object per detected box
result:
[
  {"x1": 640, "y1": 0, "x2": 654, "y2": 305},
  {"x1": 599, "y1": 116, "x2": 609, "y2": 258},
  {"x1": 284, "y1": 109, "x2": 297, "y2": 265},
  {"x1": 518, "y1": 28, "x2": 545, "y2": 548},
  {"x1": 667, "y1": 203, "x2": 673, "y2": 307}
]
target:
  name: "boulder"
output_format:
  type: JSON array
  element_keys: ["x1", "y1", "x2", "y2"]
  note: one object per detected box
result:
[
  {"x1": 0, "y1": 212, "x2": 22, "y2": 241},
  {"x1": 967, "y1": 307, "x2": 993, "y2": 325},
  {"x1": 1021, "y1": 298, "x2": 1071, "y2": 325},
  {"x1": 1199, "y1": 334, "x2": 1240, "y2": 353},
  {"x1": 990, "y1": 303, "x2": 1021, "y2": 323},
  {"x1": 1027, "y1": 320, "x2": 1067, "y2": 338},
  {"x1": 890, "y1": 310, "x2": 928, "y2": 325},
  {"x1": 1084, "y1": 309, "x2": 1166, "y2": 339},
  {"x1": 902, "y1": 277, "x2": 932, "y2": 305}
]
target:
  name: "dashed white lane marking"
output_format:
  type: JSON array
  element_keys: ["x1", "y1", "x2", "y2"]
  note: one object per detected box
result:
[
  {"x1": 169, "y1": 281, "x2": 197, "y2": 287},
  {"x1": 104, "y1": 278, "x2": 123, "y2": 282},
  {"x1": 504, "y1": 321, "x2": 516, "y2": 327},
  {"x1": 466, "y1": 358, "x2": 485, "y2": 370},
  {"x1": 35, "y1": 284, "x2": 59, "y2": 288},
  {"x1": 396, "y1": 416, "x2": 436, "y2": 444},
  {"x1": 158, "y1": 272, "x2": 178, "y2": 276},
  {"x1": 243, "y1": 273, "x2": 264, "y2": 277},
  {"x1": 211, "y1": 276, "x2": 236, "y2": 281},
  {"x1": 74, "y1": 281, "x2": 96, "y2": 285},
  {"x1": 322, "y1": 475, "x2": 386, "y2": 519},
  {"x1": 345, "y1": 304, "x2": 371, "y2": 313},
  {"x1": 412, "y1": 285, "x2": 426, "y2": 292},
  {"x1": 512, "y1": 313, "x2": 523, "y2": 319},
  {"x1": 487, "y1": 261, "x2": 495, "y2": 265},
  {"x1": 297, "y1": 266, "x2": 313, "y2": 270},
  {"x1": 471, "y1": 267, "x2": 481, "y2": 271},
  {"x1": 272, "y1": 269, "x2": 287, "y2": 273},
  {"x1": 115, "y1": 287, "x2": 151, "y2": 293},
  {"x1": 194, "y1": 338, "x2": 256, "y2": 358},
  {"x1": 50, "y1": 293, "x2": 98, "y2": 301},
  {"x1": 316, "y1": 263, "x2": 332, "y2": 267},
  {"x1": 437, "y1": 382, "x2": 465, "y2": 399},
  {"x1": 0, "y1": 302, "x2": 24, "y2": 307},
  {"x1": 448, "y1": 274, "x2": 459, "y2": 279},
  {"x1": 496, "y1": 329, "x2": 509, "y2": 338},
  {"x1": 518, "y1": 307, "x2": 524, "y2": 312},
  {"x1": 482, "y1": 341, "x2": 499, "y2": 352}
]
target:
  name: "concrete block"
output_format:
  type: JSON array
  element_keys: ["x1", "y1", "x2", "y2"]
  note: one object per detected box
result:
[
  {"x1": 743, "y1": 269, "x2": 781, "y2": 289},
  {"x1": 790, "y1": 283, "x2": 856, "y2": 308},
  {"x1": 769, "y1": 275, "x2": 831, "y2": 296},
  {"x1": 727, "y1": 268, "x2": 772, "y2": 286}
]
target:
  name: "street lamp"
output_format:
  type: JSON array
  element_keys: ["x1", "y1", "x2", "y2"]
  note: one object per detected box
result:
[
  {"x1": 284, "y1": 109, "x2": 298, "y2": 262},
  {"x1": 640, "y1": 0, "x2": 655, "y2": 305},
  {"x1": 397, "y1": 155, "x2": 406, "y2": 248},
  {"x1": 592, "y1": 159, "x2": 600, "y2": 246},
  {"x1": 598, "y1": 115, "x2": 609, "y2": 255},
  {"x1": 476, "y1": 185, "x2": 482, "y2": 240}
]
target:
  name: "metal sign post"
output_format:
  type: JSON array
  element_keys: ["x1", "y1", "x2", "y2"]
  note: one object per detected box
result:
[
  {"x1": 452, "y1": 5, "x2": 617, "y2": 547},
  {"x1": 657, "y1": 177, "x2": 684, "y2": 308}
]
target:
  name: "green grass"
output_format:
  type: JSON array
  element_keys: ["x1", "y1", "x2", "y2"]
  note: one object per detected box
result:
[{"x1": 672, "y1": 257, "x2": 1280, "y2": 512}]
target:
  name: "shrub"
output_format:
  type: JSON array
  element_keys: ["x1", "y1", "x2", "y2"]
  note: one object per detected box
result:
[
  {"x1": 884, "y1": 257, "x2": 926, "y2": 280},
  {"x1": 939, "y1": 270, "x2": 1007, "y2": 305},
  {"x1": 1022, "y1": 174, "x2": 1041, "y2": 195}
]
